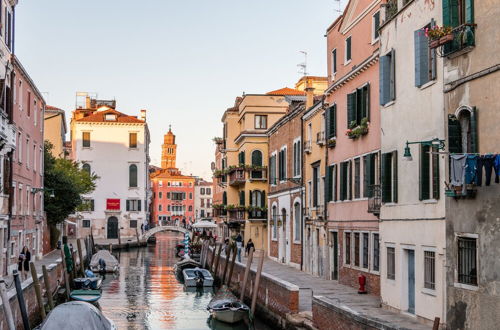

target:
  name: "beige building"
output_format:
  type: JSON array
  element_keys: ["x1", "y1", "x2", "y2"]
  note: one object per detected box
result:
[{"x1": 44, "y1": 105, "x2": 67, "y2": 158}]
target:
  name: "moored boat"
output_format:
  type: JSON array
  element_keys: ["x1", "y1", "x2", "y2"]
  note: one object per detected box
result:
[
  {"x1": 173, "y1": 255, "x2": 201, "y2": 277},
  {"x1": 73, "y1": 276, "x2": 103, "y2": 290},
  {"x1": 90, "y1": 250, "x2": 119, "y2": 273},
  {"x1": 69, "y1": 289, "x2": 102, "y2": 303},
  {"x1": 207, "y1": 285, "x2": 249, "y2": 324},
  {"x1": 182, "y1": 267, "x2": 214, "y2": 287}
]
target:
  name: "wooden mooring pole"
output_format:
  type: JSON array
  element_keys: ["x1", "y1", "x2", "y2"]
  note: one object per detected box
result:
[
  {"x1": 77, "y1": 239, "x2": 85, "y2": 276},
  {"x1": 221, "y1": 244, "x2": 231, "y2": 284},
  {"x1": 226, "y1": 244, "x2": 237, "y2": 286},
  {"x1": 13, "y1": 270, "x2": 30, "y2": 330},
  {"x1": 42, "y1": 265, "x2": 55, "y2": 311},
  {"x1": 60, "y1": 249, "x2": 71, "y2": 299},
  {"x1": 251, "y1": 249, "x2": 265, "y2": 315},
  {"x1": 0, "y1": 279, "x2": 15, "y2": 330},
  {"x1": 240, "y1": 247, "x2": 254, "y2": 301},
  {"x1": 213, "y1": 244, "x2": 223, "y2": 277},
  {"x1": 209, "y1": 242, "x2": 216, "y2": 272},
  {"x1": 30, "y1": 262, "x2": 46, "y2": 320}
]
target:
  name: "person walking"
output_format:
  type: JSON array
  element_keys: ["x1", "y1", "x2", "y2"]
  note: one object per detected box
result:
[
  {"x1": 235, "y1": 233, "x2": 243, "y2": 262},
  {"x1": 141, "y1": 223, "x2": 144, "y2": 235},
  {"x1": 18, "y1": 246, "x2": 31, "y2": 280},
  {"x1": 63, "y1": 236, "x2": 73, "y2": 274},
  {"x1": 245, "y1": 239, "x2": 255, "y2": 256}
]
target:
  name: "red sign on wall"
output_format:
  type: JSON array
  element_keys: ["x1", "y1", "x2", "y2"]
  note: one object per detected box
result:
[{"x1": 106, "y1": 199, "x2": 120, "y2": 210}]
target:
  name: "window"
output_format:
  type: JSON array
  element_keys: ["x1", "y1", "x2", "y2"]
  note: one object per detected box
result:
[
  {"x1": 126, "y1": 199, "x2": 142, "y2": 211},
  {"x1": 167, "y1": 205, "x2": 171, "y2": 211},
  {"x1": 347, "y1": 84, "x2": 370, "y2": 127},
  {"x1": 458, "y1": 237, "x2": 477, "y2": 286},
  {"x1": 424, "y1": 251, "x2": 436, "y2": 290},
  {"x1": 239, "y1": 191, "x2": 245, "y2": 206},
  {"x1": 294, "y1": 202, "x2": 301, "y2": 241},
  {"x1": 373, "y1": 233, "x2": 380, "y2": 272},
  {"x1": 381, "y1": 151, "x2": 398, "y2": 203},
  {"x1": 312, "y1": 165, "x2": 319, "y2": 207},
  {"x1": 345, "y1": 232, "x2": 351, "y2": 265},
  {"x1": 387, "y1": 247, "x2": 395, "y2": 280},
  {"x1": 442, "y1": 0, "x2": 475, "y2": 55},
  {"x1": 26, "y1": 139, "x2": 29, "y2": 168},
  {"x1": 331, "y1": 49, "x2": 337, "y2": 75},
  {"x1": 81, "y1": 199, "x2": 94, "y2": 211},
  {"x1": 255, "y1": 115, "x2": 267, "y2": 129},
  {"x1": 414, "y1": 23, "x2": 437, "y2": 87},
  {"x1": 167, "y1": 181, "x2": 171, "y2": 186},
  {"x1": 189, "y1": 193, "x2": 193, "y2": 199},
  {"x1": 326, "y1": 164, "x2": 337, "y2": 202},
  {"x1": 129, "y1": 133, "x2": 138, "y2": 148},
  {"x1": 166, "y1": 192, "x2": 170, "y2": 199},
  {"x1": 379, "y1": 49, "x2": 396, "y2": 105},
  {"x1": 17, "y1": 132, "x2": 22, "y2": 163},
  {"x1": 362, "y1": 233, "x2": 369, "y2": 269},
  {"x1": 33, "y1": 144, "x2": 36, "y2": 172},
  {"x1": 354, "y1": 233, "x2": 360, "y2": 267},
  {"x1": 188, "y1": 205, "x2": 192, "y2": 212},
  {"x1": 448, "y1": 108, "x2": 478, "y2": 154},
  {"x1": 27, "y1": 91, "x2": 31, "y2": 116},
  {"x1": 339, "y1": 161, "x2": 351, "y2": 201},
  {"x1": 278, "y1": 149, "x2": 286, "y2": 181},
  {"x1": 159, "y1": 192, "x2": 163, "y2": 199},
  {"x1": 82, "y1": 163, "x2": 91, "y2": 176},
  {"x1": 363, "y1": 153, "x2": 377, "y2": 198},
  {"x1": 345, "y1": 36, "x2": 352, "y2": 62},
  {"x1": 171, "y1": 192, "x2": 185, "y2": 200},
  {"x1": 354, "y1": 158, "x2": 361, "y2": 199},
  {"x1": 200, "y1": 210, "x2": 205, "y2": 217},
  {"x1": 105, "y1": 114, "x2": 116, "y2": 121},
  {"x1": 82, "y1": 132, "x2": 91, "y2": 148},
  {"x1": 158, "y1": 204, "x2": 162, "y2": 212},
  {"x1": 238, "y1": 151, "x2": 245, "y2": 165},
  {"x1": 293, "y1": 140, "x2": 301, "y2": 177},
  {"x1": 272, "y1": 206, "x2": 278, "y2": 239},
  {"x1": 130, "y1": 220, "x2": 137, "y2": 228},
  {"x1": 373, "y1": 11, "x2": 380, "y2": 41},
  {"x1": 206, "y1": 188, "x2": 211, "y2": 195},
  {"x1": 159, "y1": 181, "x2": 163, "y2": 187},
  {"x1": 200, "y1": 188, "x2": 205, "y2": 195},
  {"x1": 270, "y1": 154, "x2": 277, "y2": 185},
  {"x1": 419, "y1": 145, "x2": 439, "y2": 201},
  {"x1": 129, "y1": 164, "x2": 138, "y2": 187},
  {"x1": 82, "y1": 220, "x2": 91, "y2": 228},
  {"x1": 326, "y1": 105, "x2": 337, "y2": 139}
]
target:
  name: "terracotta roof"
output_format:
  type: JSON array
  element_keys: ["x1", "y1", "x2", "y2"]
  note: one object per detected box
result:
[
  {"x1": 46, "y1": 105, "x2": 63, "y2": 111},
  {"x1": 75, "y1": 109, "x2": 144, "y2": 123},
  {"x1": 266, "y1": 87, "x2": 305, "y2": 96}
]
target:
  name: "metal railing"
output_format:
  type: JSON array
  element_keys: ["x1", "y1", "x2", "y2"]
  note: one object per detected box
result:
[
  {"x1": 316, "y1": 131, "x2": 326, "y2": 146},
  {"x1": 442, "y1": 24, "x2": 475, "y2": 57},
  {"x1": 228, "y1": 169, "x2": 246, "y2": 186},
  {"x1": 304, "y1": 140, "x2": 312, "y2": 154},
  {"x1": 367, "y1": 184, "x2": 381, "y2": 215}
]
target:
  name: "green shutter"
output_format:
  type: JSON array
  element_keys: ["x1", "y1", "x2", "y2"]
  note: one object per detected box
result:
[
  {"x1": 432, "y1": 146, "x2": 440, "y2": 200},
  {"x1": 392, "y1": 151, "x2": 398, "y2": 203},
  {"x1": 381, "y1": 153, "x2": 392, "y2": 203},
  {"x1": 249, "y1": 190, "x2": 253, "y2": 205},
  {"x1": 470, "y1": 107, "x2": 478, "y2": 153},
  {"x1": 364, "y1": 84, "x2": 370, "y2": 120},
  {"x1": 443, "y1": 0, "x2": 451, "y2": 26},
  {"x1": 420, "y1": 145, "x2": 431, "y2": 200},
  {"x1": 239, "y1": 191, "x2": 245, "y2": 206},
  {"x1": 126, "y1": 200, "x2": 130, "y2": 211},
  {"x1": 390, "y1": 49, "x2": 396, "y2": 101},
  {"x1": 339, "y1": 163, "x2": 345, "y2": 201},
  {"x1": 363, "y1": 156, "x2": 369, "y2": 198},
  {"x1": 325, "y1": 106, "x2": 331, "y2": 139},
  {"x1": 348, "y1": 160, "x2": 353, "y2": 200},
  {"x1": 332, "y1": 104, "x2": 337, "y2": 137},
  {"x1": 334, "y1": 165, "x2": 338, "y2": 201},
  {"x1": 138, "y1": 200, "x2": 142, "y2": 211},
  {"x1": 448, "y1": 114, "x2": 462, "y2": 153},
  {"x1": 91, "y1": 200, "x2": 95, "y2": 211},
  {"x1": 261, "y1": 191, "x2": 266, "y2": 208},
  {"x1": 326, "y1": 165, "x2": 333, "y2": 202},
  {"x1": 465, "y1": 0, "x2": 474, "y2": 24},
  {"x1": 347, "y1": 93, "x2": 356, "y2": 128}
]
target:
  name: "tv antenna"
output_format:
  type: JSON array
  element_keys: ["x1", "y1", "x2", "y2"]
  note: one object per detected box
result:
[
  {"x1": 333, "y1": 0, "x2": 342, "y2": 14},
  {"x1": 297, "y1": 51, "x2": 308, "y2": 76}
]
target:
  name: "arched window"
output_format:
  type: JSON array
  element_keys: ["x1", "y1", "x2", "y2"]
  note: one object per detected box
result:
[
  {"x1": 448, "y1": 107, "x2": 477, "y2": 154},
  {"x1": 82, "y1": 163, "x2": 91, "y2": 176},
  {"x1": 129, "y1": 164, "x2": 138, "y2": 187},
  {"x1": 188, "y1": 205, "x2": 193, "y2": 211},
  {"x1": 272, "y1": 206, "x2": 277, "y2": 239},
  {"x1": 294, "y1": 202, "x2": 301, "y2": 241},
  {"x1": 281, "y1": 208, "x2": 287, "y2": 232},
  {"x1": 251, "y1": 150, "x2": 262, "y2": 166}
]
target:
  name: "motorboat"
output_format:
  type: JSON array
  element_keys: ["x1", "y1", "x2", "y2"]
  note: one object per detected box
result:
[
  {"x1": 90, "y1": 250, "x2": 119, "y2": 273},
  {"x1": 73, "y1": 276, "x2": 102, "y2": 290},
  {"x1": 35, "y1": 301, "x2": 116, "y2": 330},
  {"x1": 69, "y1": 289, "x2": 102, "y2": 303},
  {"x1": 173, "y1": 255, "x2": 201, "y2": 277},
  {"x1": 182, "y1": 267, "x2": 214, "y2": 287},
  {"x1": 207, "y1": 286, "x2": 249, "y2": 324}
]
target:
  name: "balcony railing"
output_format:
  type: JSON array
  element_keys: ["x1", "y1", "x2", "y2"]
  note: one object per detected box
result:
[
  {"x1": 383, "y1": 0, "x2": 398, "y2": 22},
  {"x1": 248, "y1": 210, "x2": 267, "y2": 220},
  {"x1": 213, "y1": 208, "x2": 227, "y2": 217},
  {"x1": 229, "y1": 169, "x2": 246, "y2": 186},
  {"x1": 228, "y1": 208, "x2": 246, "y2": 222},
  {"x1": 367, "y1": 185, "x2": 381, "y2": 215},
  {"x1": 304, "y1": 140, "x2": 312, "y2": 154},
  {"x1": 316, "y1": 131, "x2": 326, "y2": 146},
  {"x1": 442, "y1": 24, "x2": 475, "y2": 57},
  {"x1": 249, "y1": 167, "x2": 267, "y2": 181}
]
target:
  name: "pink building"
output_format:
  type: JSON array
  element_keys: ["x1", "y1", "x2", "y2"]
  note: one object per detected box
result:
[
  {"x1": 324, "y1": 0, "x2": 382, "y2": 295},
  {"x1": 9, "y1": 57, "x2": 46, "y2": 271}
]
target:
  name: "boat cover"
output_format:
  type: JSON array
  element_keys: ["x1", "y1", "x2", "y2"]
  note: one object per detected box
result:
[
  {"x1": 90, "y1": 250, "x2": 119, "y2": 269},
  {"x1": 37, "y1": 301, "x2": 114, "y2": 330},
  {"x1": 208, "y1": 285, "x2": 242, "y2": 309}
]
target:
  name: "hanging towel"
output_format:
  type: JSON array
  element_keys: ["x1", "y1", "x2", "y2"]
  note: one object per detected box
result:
[
  {"x1": 451, "y1": 154, "x2": 467, "y2": 187},
  {"x1": 465, "y1": 155, "x2": 478, "y2": 185},
  {"x1": 494, "y1": 155, "x2": 500, "y2": 183}
]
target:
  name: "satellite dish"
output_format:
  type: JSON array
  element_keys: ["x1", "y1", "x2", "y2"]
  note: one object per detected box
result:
[{"x1": 210, "y1": 162, "x2": 215, "y2": 171}]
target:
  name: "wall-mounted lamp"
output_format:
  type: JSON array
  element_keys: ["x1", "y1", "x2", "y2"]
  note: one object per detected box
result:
[
  {"x1": 32, "y1": 187, "x2": 55, "y2": 198},
  {"x1": 403, "y1": 138, "x2": 445, "y2": 161}
]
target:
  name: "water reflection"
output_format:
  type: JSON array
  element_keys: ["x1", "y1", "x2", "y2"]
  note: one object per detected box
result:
[{"x1": 99, "y1": 232, "x2": 269, "y2": 330}]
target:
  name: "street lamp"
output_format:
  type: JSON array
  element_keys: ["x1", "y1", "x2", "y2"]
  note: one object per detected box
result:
[
  {"x1": 31, "y1": 187, "x2": 55, "y2": 198},
  {"x1": 403, "y1": 138, "x2": 445, "y2": 161}
]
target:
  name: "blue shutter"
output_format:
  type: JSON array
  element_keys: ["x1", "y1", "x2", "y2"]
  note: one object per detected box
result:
[
  {"x1": 414, "y1": 30, "x2": 429, "y2": 87},
  {"x1": 390, "y1": 49, "x2": 396, "y2": 101},
  {"x1": 465, "y1": 0, "x2": 474, "y2": 24},
  {"x1": 470, "y1": 107, "x2": 478, "y2": 153},
  {"x1": 379, "y1": 55, "x2": 391, "y2": 105}
]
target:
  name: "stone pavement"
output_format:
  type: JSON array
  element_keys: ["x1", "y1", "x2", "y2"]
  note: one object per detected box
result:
[{"x1": 238, "y1": 253, "x2": 428, "y2": 330}]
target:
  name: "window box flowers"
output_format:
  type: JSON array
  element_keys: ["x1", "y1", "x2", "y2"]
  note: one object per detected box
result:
[
  {"x1": 425, "y1": 25, "x2": 453, "y2": 49},
  {"x1": 346, "y1": 117, "x2": 369, "y2": 139}
]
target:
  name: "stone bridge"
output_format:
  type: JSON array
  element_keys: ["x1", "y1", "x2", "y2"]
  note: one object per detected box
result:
[{"x1": 141, "y1": 225, "x2": 189, "y2": 240}]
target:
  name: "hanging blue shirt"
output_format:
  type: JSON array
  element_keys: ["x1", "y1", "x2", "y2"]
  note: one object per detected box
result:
[{"x1": 465, "y1": 155, "x2": 477, "y2": 184}]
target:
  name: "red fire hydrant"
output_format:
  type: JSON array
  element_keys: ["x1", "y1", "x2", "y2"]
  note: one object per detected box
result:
[{"x1": 358, "y1": 274, "x2": 367, "y2": 294}]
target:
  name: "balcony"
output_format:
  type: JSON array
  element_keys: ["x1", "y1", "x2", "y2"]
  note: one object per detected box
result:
[
  {"x1": 248, "y1": 167, "x2": 267, "y2": 181},
  {"x1": 228, "y1": 208, "x2": 246, "y2": 223},
  {"x1": 171, "y1": 211, "x2": 185, "y2": 216},
  {"x1": 382, "y1": 0, "x2": 398, "y2": 22},
  {"x1": 213, "y1": 208, "x2": 227, "y2": 217},
  {"x1": 229, "y1": 169, "x2": 246, "y2": 186},
  {"x1": 304, "y1": 140, "x2": 312, "y2": 154},
  {"x1": 316, "y1": 131, "x2": 326, "y2": 146},
  {"x1": 367, "y1": 185, "x2": 381, "y2": 216},
  {"x1": 248, "y1": 209, "x2": 267, "y2": 220},
  {"x1": 442, "y1": 24, "x2": 475, "y2": 57}
]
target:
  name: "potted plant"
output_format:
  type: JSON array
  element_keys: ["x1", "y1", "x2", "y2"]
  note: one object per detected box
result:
[
  {"x1": 212, "y1": 137, "x2": 224, "y2": 144},
  {"x1": 425, "y1": 25, "x2": 453, "y2": 48},
  {"x1": 346, "y1": 118, "x2": 369, "y2": 139},
  {"x1": 327, "y1": 137, "x2": 336, "y2": 148}
]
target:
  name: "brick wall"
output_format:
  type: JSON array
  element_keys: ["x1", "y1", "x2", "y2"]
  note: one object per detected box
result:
[
  {"x1": 270, "y1": 240, "x2": 278, "y2": 258},
  {"x1": 313, "y1": 296, "x2": 378, "y2": 330},
  {"x1": 290, "y1": 242, "x2": 301, "y2": 265}
]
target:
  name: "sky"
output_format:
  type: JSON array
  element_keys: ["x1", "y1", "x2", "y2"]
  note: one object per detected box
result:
[{"x1": 15, "y1": 0, "x2": 346, "y2": 180}]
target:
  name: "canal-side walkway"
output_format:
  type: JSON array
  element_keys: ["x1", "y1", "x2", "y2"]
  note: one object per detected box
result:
[{"x1": 237, "y1": 254, "x2": 428, "y2": 330}]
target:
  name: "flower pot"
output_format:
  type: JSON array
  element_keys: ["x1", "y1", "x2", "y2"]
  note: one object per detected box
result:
[{"x1": 440, "y1": 33, "x2": 454, "y2": 44}]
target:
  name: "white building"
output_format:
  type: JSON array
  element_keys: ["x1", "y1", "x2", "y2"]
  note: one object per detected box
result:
[
  {"x1": 70, "y1": 99, "x2": 150, "y2": 240},
  {"x1": 194, "y1": 179, "x2": 212, "y2": 221},
  {"x1": 379, "y1": 1, "x2": 446, "y2": 325}
]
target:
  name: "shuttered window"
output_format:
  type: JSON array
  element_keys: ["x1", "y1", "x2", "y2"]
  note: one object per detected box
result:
[
  {"x1": 238, "y1": 151, "x2": 245, "y2": 165},
  {"x1": 82, "y1": 132, "x2": 91, "y2": 148},
  {"x1": 448, "y1": 115, "x2": 462, "y2": 153},
  {"x1": 332, "y1": 49, "x2": 337, "y2": 74},
  {"x1": 432, "y1": 146, "x2": 440, "y2": 200},
  {"x1": 345, "y1": 232, "x2": 351, "y2": 265},
  {"x1": 340, "y1": 161, "x2": 349, "y2": 201},
  {"x1": 278, "y1": 149, "x2": 286, "y2": 181},
  {"x1": 347, "y1": 85, "x2": 370, "y2": 127},
  {"x1": 129, "y1": 133, "x2": 138, "y2": 149},
  {"x1": 326, "y1": 105, "x2": 337, "y2": 139},
  {"x1": 379, "y1": 50, "x2": 395, "y2": 105},
  {"x1": 345, "y1": 36, "x2": 352, "y2": 62},
  {"x1": 443, "y1": 0, "x2": 474, "y2": 27},
  {"x1": 326, "y1": 165, "x2": 335, "y2": 202},
  {"x1": 419, "y1": 145, "x2": 431, "y2": 200},
  {"x1": 414, "y1": 23, "x2": 437, "y2": 87},
  {"x1": 381, "y1": 152, "x2": 397, "y2": 203},
  {"x1": 129, "y1": 164, "x2": 138, "y2": 188},
  {"x1": 312, "y1": 166, "x2": 319, "y2": 207},
  {"x1": 239, "y1": 191, "x2": 245, "y2": 206},
  {"x1": 354, "y1": 158, "x2": 361, "y2": 199},
  {"x1": 363, "y1": 153, "x2": 376, "y2": 198},
  {"x1": 269, "y1": 154, "x2": 277, "y2": 185}
]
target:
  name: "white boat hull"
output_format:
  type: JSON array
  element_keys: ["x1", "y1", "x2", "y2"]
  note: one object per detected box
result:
[
  {"x1": 184, "y1": 278, "x2": 214, "y2": 287},
  {"x1": 211, "y1": 309, "x2": 247, "y2": 324}
]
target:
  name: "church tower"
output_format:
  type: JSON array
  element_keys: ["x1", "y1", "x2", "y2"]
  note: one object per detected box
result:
[{"x1": 161, "y1": 126, "x2": 177, "y2": 169}]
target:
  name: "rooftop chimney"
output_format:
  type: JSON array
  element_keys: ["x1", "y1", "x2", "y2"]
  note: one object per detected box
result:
[
  {"x1": 140, "y1": 109, "x2": 146, "y2": 121},
  {"x1": 305, "y1": 77, "x2": 315, "y2": 109}
]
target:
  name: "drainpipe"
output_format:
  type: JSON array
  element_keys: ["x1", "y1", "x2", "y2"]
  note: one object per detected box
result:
[{"x1": 300, "y1": 104, "x2": 305, "y2": 271}]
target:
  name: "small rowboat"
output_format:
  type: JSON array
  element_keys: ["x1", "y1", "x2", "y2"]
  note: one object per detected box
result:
[
  {"x1": 208, "y1": 285, "x2": 249, "y2": 324},
  {"x1": 70, "y1": 289, "x2": 102, "y2": 303},
  {"x1": 182, "y1": 267, "x2": 214, "y2": 287},
  {"x1": 73, "y1": 277, "x2": 102, "y2": 290}
]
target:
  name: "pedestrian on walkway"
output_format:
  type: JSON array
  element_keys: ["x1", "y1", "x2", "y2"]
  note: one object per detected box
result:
[
  {"x1": 245, "y1": 239, "x2": 255, "y2": 256},
  {"x1": 141, "y1": 223, "x2": 144, "y2": 234},
  {"x1": 18, "y1": 246, "x2": 31, "y2": 280},
  {"x1": 182, "y1": 218, "x2": 186, "y2": 228},
  {"x1": 235, "y1": 233, "x2": 243, "y2": 262},
  {"x1": 63, "y1": 236, "x2": 73, "y2": 274}
]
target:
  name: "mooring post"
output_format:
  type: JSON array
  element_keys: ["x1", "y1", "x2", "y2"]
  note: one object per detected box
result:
[
  {"x1": 30, "y1": 262, "x2": 46, "y2": 320},
  {"x1": 240, "y1": 247, "x2": 254, "y2": 301},
  {"x1": 135, "y1": 228, "x2": 140, "y2": 243},
  {"x1": 71, "y1": 250, "x2": 77, "y2": 279},
  {"x1": 433, "y1": 317, "x2": 441, "y2": 330},
  {"x1": 13, "y1": 270, "x2": 30, "y2": 330},
  {"x1": 77, "y1": 239, "x2": 85, "y2": 276},
  {"x1": 118, "y1": 227, "x2": 122, "y2": 246},
  {"x1": 221, "y1": 244, "x2": 231, "y2": 284},
  {"x1": 213, "y1": 244, "x2": 223, "y2": 278},
  {"x1": 251, "y1": 249, "x2": 265, "y2": 315},
  {"x1": 208, "y1": 242, "x2": 216, "y2": 272},
  {"x1": 42, "y1": 265, "x2": 54, "y2": 310},
  {"x1": 0, "y1": 279, "x2": 15, "y2": 330},
  {"x1": 60, "y1": 248, "x2": 71, "y2": 299},
  {"x1": 227, "y1": 244, "x2": 237, "y2": 287}
]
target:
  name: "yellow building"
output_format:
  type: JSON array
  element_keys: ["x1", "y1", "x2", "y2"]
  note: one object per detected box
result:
[{"x1": 44, "y1": 105, "x2": 67, "y2": 158}]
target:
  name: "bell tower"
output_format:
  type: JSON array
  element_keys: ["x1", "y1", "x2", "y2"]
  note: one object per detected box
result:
[{"x1": 161, "y1": 125, "x2": 177, "y2": 169}]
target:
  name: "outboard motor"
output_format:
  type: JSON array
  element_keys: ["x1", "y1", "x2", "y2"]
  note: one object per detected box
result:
[
  {"x1": 194, "y1": 270, "x2": 205, "y2": 287},
  {"x1": 98, "y1": 258, "x2": 107, "y2": 275}
]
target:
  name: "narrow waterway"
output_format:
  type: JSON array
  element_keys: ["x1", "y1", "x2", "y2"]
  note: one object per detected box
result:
[{"x1": 99, "y1": 232, "x2": 272, "y2": 330}]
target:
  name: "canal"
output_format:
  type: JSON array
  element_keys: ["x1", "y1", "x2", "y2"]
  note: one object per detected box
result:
[{"x1": 98, "y1": 232, "x2": 272, "y2": 330}]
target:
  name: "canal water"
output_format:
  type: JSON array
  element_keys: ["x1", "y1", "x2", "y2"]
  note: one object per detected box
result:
[{"x1": 99, "y1": 232, "x2": 272, "y2": 330}]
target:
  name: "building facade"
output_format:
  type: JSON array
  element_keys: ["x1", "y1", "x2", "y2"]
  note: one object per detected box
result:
[
  {"x1": 324, "y1": 0, "x2": 382, "y2": 292},
  {"x1": 379, "y1": 0, "x2": 446, "y2": 323},
  {"x1": 194, "y1": 178, "x2": 212, "y2": 221},
  {"x1": 70, "y1": 99, "x2": 150, "y2": 239},
  {"x1": 442, "y1": 0, "x2": 500, "y2": 329},
  {"x1": 150, "y1": 128, "x2": 195, "y2": 226},
  {"x1": 44, "y1": 105, "x2": 67, "y2": 159}
]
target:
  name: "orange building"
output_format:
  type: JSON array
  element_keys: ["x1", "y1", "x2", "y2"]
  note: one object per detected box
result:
[{"x1": 150, "y1": 128, "x2": 195, "y2": 226}]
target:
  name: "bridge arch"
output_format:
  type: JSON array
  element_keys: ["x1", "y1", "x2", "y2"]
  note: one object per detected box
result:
[{"x1": 142, "y1": 225, "x2": 189, "y2": 241}]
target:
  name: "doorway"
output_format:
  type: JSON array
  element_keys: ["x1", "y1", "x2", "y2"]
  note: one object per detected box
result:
[
  {"x1": 279, "y1": 208, "x2": 287, "y2": 263},
  {"x1": 330, "y1": 232, "x2": 338, "y2": 280},
  {"x1": 407, "y1": 249, "x2": 415, "y2": 314},
  {"x1": 107, "y1": 217, "x2": 119, "y2": 239}
]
